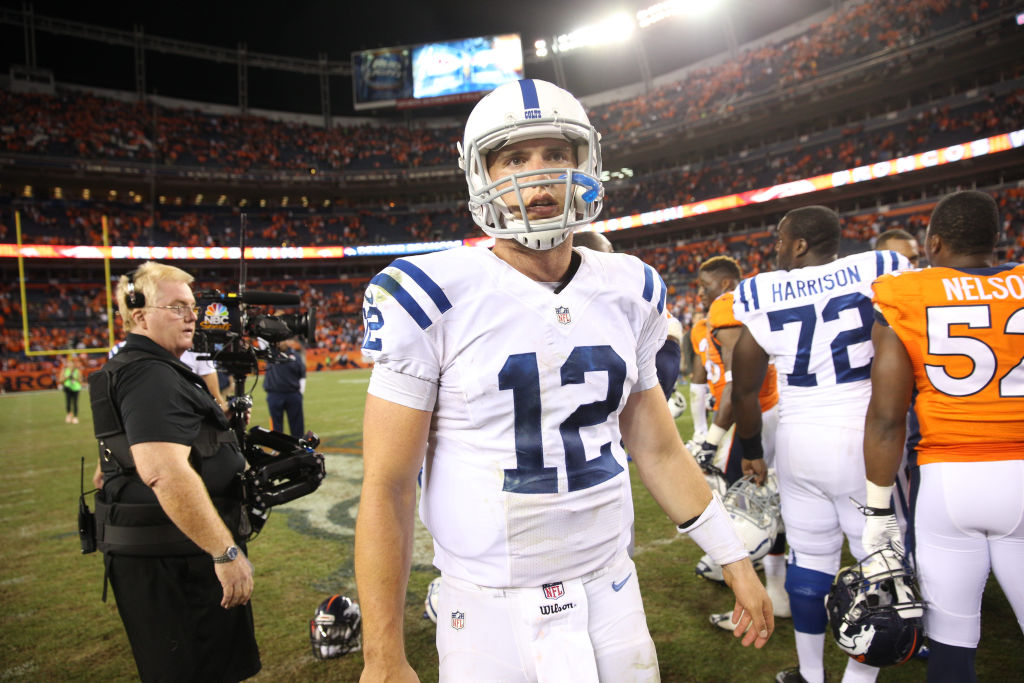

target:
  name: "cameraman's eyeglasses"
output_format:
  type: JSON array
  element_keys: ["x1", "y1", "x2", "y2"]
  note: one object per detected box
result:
[{"x1": 148, "y1": 304, "x2": 200, "y2": 318}]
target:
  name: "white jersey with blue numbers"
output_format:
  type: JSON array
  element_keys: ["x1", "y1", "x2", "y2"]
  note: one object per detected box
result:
[
  {"x1": 732, "y1": 250, "x2": 910, "y2": 426},
  {"x1": 362, "y1": 245, "x2": 668, "y2": 588}
]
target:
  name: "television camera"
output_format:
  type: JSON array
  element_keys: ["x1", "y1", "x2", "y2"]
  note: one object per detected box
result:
[{"x1": 191, "y1": 287, "x2": 325, "y2": 538}]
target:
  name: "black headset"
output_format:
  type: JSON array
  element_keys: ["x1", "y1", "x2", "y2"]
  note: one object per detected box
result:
[{"x1": 123, "y1": 269, "x2": 145, "y2": 309}]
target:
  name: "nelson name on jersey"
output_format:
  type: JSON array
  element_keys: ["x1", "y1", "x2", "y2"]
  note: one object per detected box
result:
[{"x1": 939, "y1": 271, "x2": 1024, "y2": 301}]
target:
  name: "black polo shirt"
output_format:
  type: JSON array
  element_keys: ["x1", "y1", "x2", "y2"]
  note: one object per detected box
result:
[{"x1": 112, "y1": 333, "x2": 245, "y2": 502}]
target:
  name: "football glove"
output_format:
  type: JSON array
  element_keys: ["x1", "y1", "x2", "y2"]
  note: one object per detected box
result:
[
  {"x1": 858, "y1": 501, "x2": 904, "y2": 557},
  {"x1": 668, "y1": 390, "x2": 687, "y2": 419},
  {"x1": 693, "y1": 440, "x2": 718, "y2": 469}
]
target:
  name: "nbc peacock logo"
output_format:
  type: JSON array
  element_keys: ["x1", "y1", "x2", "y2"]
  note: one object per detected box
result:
[{"x1": 202, "y1": 302, "x2": 230, "y2": 328}]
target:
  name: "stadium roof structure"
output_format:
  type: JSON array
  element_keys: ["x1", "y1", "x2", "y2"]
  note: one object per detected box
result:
[{"x1": 1, "y1": 0, "x2": 834, "y2": 116}]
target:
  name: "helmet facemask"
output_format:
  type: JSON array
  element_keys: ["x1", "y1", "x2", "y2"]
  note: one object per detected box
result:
[{"x1": 723, "y1": 473, "x2": 781, "y2": 561}]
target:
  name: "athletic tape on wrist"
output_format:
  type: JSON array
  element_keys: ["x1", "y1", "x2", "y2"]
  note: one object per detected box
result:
[
  {"x1": 865, "y1": 480, "x2": 894, "y2": 510},
  {"x1": 677, "y1": 492, "x2": 748, "y2": 567},
  {"x1": 705, "y1": 423, "x2": 727, "y2": 447}
]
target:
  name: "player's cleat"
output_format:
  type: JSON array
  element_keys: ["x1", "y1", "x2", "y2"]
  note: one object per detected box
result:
[
  {"x1": 709, "y1": 611, "x2": 741, "y2": 632},
  {"x1": 774, "y1": 667, "x2": 809, "y2": 683},
  {"x1": 695, "y1": 554, "x2": 725, "y2": 584}
]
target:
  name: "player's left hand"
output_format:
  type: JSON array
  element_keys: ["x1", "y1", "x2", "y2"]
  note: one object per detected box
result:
[{"x1": 721, "y1": 558, "x2": 774, "y2": 649}]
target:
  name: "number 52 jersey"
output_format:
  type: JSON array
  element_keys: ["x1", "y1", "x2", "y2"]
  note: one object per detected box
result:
[
  {"x1": 361, "y1": 246, "x2": 669, "y2": 588},
  {"x1": 872, "y1": 263, "x2": 1024, "y2": 464},
  {"x1": 732, "y1": 250, "x2": 911, "y2": 426}
]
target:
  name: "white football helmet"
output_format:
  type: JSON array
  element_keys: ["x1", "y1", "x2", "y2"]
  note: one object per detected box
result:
[
  {"x1": 723, "y1": 473, "x2": 781, "y2": 561},
  {"x1": 458, "y1": 79, "x2": 604, "y2": 250},
  {"x1": 423, "y1": 576, "x2": 441, "y2": 624}
]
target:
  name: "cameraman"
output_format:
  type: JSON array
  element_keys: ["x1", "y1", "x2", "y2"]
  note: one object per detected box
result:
[
  {"x1": 263, "y1": 335, "x2": 305, "y2": 438},
  {"x1": 89, "y1": 262, "x2": 260, "y2": 682}
]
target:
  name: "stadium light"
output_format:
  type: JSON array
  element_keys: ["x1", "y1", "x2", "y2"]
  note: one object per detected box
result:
[
  {"x1": 537, "y1": 0, "x2": 721, "y2": 56},
  {"x1": 638, "y1": 0, "x2": 720, "y2": 28},
  {"x1": 553, "y1": 12, "x2": 635, "y2": 54}
]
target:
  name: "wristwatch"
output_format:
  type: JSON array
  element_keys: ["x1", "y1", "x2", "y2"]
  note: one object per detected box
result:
[{"x1": 212, "y1": 545, "x2": 240, "y2": 564}]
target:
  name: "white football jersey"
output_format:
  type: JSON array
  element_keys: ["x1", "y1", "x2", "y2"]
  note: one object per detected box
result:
[
  {"x1": 362, "y1": 246, "x2": 668, "y2": 588},
  {"x1": 732, "y1": 250, "x2": 910, "y2": 426}
]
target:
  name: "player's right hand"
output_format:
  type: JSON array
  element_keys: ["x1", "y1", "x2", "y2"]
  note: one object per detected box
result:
[{"x1": 214, "y1": 550, "x2": 254, "y2": 609}]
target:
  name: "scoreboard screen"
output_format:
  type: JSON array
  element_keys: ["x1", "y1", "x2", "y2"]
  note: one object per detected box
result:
[
  {"x1": 352, "y1": 34, "x2": 522, "y2": 110},
  {"x1": 412, "y1": 34, "x2": 523, "y2": 99}
]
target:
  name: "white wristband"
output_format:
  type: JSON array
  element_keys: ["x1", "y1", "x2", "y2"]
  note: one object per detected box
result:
[
  {"x1": 705, "y1": 423, "x2": 727, "y2": 447},
  {"x1": 724, "y1": 370, "x2": 733, "y2": 383},
  {"x1": 865, "y1": 480, "x2": 894, "y2": 509},
  {"x1": 677, "y1": 492, "x2": 748, "y2": 567}
]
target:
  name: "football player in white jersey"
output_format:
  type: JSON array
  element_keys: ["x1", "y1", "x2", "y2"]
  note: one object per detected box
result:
[
  {"x1": 729, "y1": 206, "x2": 911, "y2": 683},
  {"x1": 354, "y1": 79, "x2": 773, "y2": 683}
]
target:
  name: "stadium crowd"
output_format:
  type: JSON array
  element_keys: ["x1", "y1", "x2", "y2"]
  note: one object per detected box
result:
[
  {"x1": 0, "y1": 0, "x2": 1013, "y2": 178},
  {"x1": 5, "y1": 184, "x2": 1022, "y2": 385},
  {"x1": 4, "y1": 79, "x2": 1021, "y2": 251}
]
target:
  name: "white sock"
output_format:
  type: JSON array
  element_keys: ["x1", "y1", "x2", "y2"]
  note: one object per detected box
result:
[
  {"x1": 763, "y1": 553, "x2": 786, "y2": 577},
  {"x1": 794, "y1": 631, "x2": 825, "y2": 683},
  {"x1": 840, "y1": 657, "x2": 880, "y2": 683}
]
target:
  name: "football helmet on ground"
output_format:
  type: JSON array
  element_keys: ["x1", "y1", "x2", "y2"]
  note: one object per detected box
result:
[
  {"x1": 458, "y1": 79, "x2": 604, "y2": 250},
  {"x1": 310, "y1": 594, "x2": 362, "y2": 660},
  {"x1": 722, "y1": 473, "x2": 781, "y2": 561},
  {"x1": 423, "y1": 576, "x2": 441, "y2": 624},
  {"x1": 826, "y1": 547, "x2": 925, "y2": 667}
]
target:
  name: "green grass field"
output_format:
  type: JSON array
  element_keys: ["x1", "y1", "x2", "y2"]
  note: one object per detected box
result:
[{"x1": 1, "y1": 369, "x2": 1020, "y2": 681}]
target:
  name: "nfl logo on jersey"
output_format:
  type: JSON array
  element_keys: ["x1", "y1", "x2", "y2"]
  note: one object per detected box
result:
[
  {"x1": 555, "y1": 306, "x2": 571, "y2": 325},
  {"x1": 451, "y1": 611, "x2": 465, "y2": 630},
  {"x1": 542, "y1": 582, "x2": 565, "y2": 600}
]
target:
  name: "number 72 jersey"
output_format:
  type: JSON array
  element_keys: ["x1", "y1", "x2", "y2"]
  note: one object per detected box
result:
[
  {"x1": 872, "y1": 263, "x2": 1024, "y2": 464},
  {"x1": 732, "y1": 250, "x2": 911, "y2": 426},
  {"x1": 361, "y1": 246, "x2": 668, "y2": 587}
]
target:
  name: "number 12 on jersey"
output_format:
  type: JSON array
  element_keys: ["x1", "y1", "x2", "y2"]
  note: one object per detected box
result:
[{"x1": 499, "y1": 345, "x2": 626, "y2": 494}]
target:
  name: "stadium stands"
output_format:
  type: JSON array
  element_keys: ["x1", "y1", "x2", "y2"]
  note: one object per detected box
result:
[{"x1": 2, "y1": 0, "x2": 1023, "y2": 389}]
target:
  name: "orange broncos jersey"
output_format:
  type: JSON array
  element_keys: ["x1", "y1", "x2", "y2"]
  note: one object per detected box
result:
[
  {"x1": 708, "y1": 292, "x2": 779, "y2": 412},
  {"x1": 690, "y1": 318, "x2": 727, "y2": 405},
  {"x1": 872, "y1": 264, "x2": 1024, "y2": 464}
]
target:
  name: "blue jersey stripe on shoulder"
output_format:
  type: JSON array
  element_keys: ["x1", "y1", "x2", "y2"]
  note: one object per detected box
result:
[
  {"x1": 737, "y1": 279, "x2": 750, "y2": 313},
  {"x1": 875, "y1": 251, "x2": 885, "y2": 278},
  {"x1": 657, "y1": 272, "x2": 667, "y2": 314},
  {"x1": 890, "y1": 250, "x2": 899, "y2": 271},
  {"x1": 642, "y1": 264, "x2": 655, "y2": 303},
  {"x1": 370, "y1": 272, "x2": 432, "y2": 330},
  {"x1": 392, "y1": 259, "x2": 452, "y2": 313},
  {"x1": 750, "y1": 277, "x2": 760, "y2": 310}
]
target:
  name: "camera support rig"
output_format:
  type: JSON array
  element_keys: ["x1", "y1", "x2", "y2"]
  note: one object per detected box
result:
[{"x1": 190, "y1": 215, "x2": 325, "y2": 537}]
